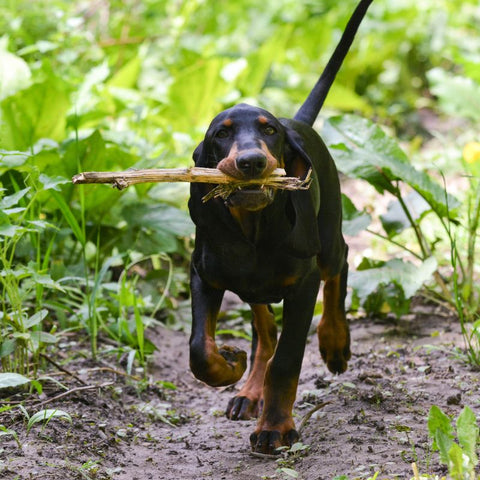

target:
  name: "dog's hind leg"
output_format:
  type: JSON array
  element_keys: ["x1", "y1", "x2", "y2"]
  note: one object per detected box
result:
[{"x1": 317, "y1": 258, "x2": 351, "y2": 374}]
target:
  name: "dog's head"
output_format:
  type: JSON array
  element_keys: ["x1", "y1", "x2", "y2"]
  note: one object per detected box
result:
[{"x1": 193, "y1": 103, "x2": 311, "y2": 211}]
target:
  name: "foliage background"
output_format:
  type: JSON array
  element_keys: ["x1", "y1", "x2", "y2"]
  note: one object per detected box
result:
[{"x1": 1, "y1": 0, "x2": 480, "y2": 371}]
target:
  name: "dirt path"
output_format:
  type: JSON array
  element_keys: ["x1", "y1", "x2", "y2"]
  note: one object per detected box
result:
[{"x1": 2, "y1": 302, "x2": 479, "y2": 480}]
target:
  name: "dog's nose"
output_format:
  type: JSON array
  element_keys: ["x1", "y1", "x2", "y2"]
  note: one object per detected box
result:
[{"x1": 236, "y1": 151, "x2": 267, "y2": 177}]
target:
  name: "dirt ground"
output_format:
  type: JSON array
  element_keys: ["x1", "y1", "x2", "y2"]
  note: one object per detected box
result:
[{"x1": 1, "y1": 297, "x2": 479, "y2": 480}]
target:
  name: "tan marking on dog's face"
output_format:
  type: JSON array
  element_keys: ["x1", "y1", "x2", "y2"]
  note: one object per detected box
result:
[
  {"x1": 223, "y1": 118, "x2": 233, "y2": 127},
  {"x1": 217, "y1": 142, "x2": 239, "y2": 177},
  {"x1": 259, "y1": 140, "x2": 280, "y2": 175},
  {"x1": 258, "y1": 115, "x2": 269, "y2": 124}
]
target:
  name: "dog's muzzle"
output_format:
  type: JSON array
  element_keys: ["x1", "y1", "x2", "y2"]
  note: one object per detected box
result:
[{"x1": 224, "y1": 186, "x2": 274, "y2": 211}]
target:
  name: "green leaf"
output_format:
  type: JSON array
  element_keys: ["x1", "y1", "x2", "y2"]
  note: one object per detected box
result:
[
  {"x1": 456, "y1": 406, "x2": 479, "y2": 467},
  {"x1": 380, "y1": 191, "x2": 431, "y2": 238},
  {"x1": 29, "y1": 267, "x2": 66, "y2": 292},
  {"x1": 236, "y1": 25, "x2": 293, "y2": 97},
  {"x1": 0, "y1": 426, "x2": 20, "y2": 447},
  {"x1": 30, "y1": 331, "x2": 58, "y2": 344},
  {"x1": 342, "y1": 194, "x2": 371, "y2": 236},
  {"x1": 24, "y1": 309, "x2": 49, "y2": 329},
  {"x1": 362, "y1": 282, "x2": 410, "y2": 317},
  {"x1": 447, "y1": 442, "x2": 465, "y2": 479},
  {"x1": 108, "y1": 55, "x2": 141, "y2": 89},
  {"x1": 428, "y1": 68, "x2": 480, "y2": 122},
  {"x1": 325, "y1": 83, "x2": 373, "y2": 115},
  {"x1": 39, "y1": 174, "x2": 70, "y2": 191},
  {"x1": 0, "y1": 187, "x2": 31, "y2": 209},
  {"x1": 0, "y1": 372, "x2": 30, "y2": 389},
  {"x1": 349, "y1": 257, "x2": 437, "y2": 301},
  {"x1": 0, "y1": 150, "x2": 30, "y2": 168},
  {"x1": 0, "y1": 78, "x2": 70, "y2": 150},
  {"x1": 0, "y1": 339, "x2": 16, "y2": 358},
  {"x1": 27, "y1": 409, "x2": 72, "y2": 433},
  {"x1": 121, "y1": 202, "x2": 194, "y2": 254},
  {"x1": 0, "y1": 49, "x2": 31, "y2": 101},
  {"x1": 70, "y1": 63, "x2": 110, "y2": 121},
  {"x1": 49, "y1": 189, "x2": 85, "y2": 246},
  {"x1": 428, "y1": 405, "x2": 455, "y2": 463},
  {"x1": 321, "y1": 115, "x2": 459, "y2": 219},
  {"x1": 0, "y1": 223, "x2": 25, "y2": 237},
  {"x1": 165, "y1": 57, "x2": 228, "y2": 128},
  {"x1": 277, "y1": 467, "x2": 299, "y2": 478}
]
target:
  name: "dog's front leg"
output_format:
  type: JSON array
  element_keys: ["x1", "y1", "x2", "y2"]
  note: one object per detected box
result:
[
  {"x1": 250, "y1": 268, "x2": 321, "y2": 455},
  {"x1": 226, "y1": 304, "x2": 277, "y2": 420},
  {"x1": 189, "y1": 265, "x2": 247, "y2": 387}
]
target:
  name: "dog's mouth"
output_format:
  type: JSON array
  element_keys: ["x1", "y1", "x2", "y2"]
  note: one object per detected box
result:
[{"x1": 224, "y1": 185, "x2": 274, "y2": 211}]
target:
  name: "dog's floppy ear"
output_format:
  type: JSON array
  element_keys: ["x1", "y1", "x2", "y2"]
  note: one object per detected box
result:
[
  {"x1": 282, "y1": 127, "x2": 321, "y2": 258},
  {"x1": 284, "y1": 129, "x2": 312, "y2": 180},
  {"x1": 193, "y1": 141, "x2": 205, "y2": 166}
]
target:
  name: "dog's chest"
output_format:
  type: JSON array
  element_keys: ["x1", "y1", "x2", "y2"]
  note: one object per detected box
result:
[{"x1": 194, "y1": 238, "x2": 316, "y2": 303}]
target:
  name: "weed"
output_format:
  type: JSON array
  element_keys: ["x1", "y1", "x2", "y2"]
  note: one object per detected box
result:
[
  {"x1": 0, "y1": 424, "x2": 21, "y2": 448},
  {"x1": 26, "y1": 408, "x2": 72, "y2": 434},
  {"x1": 427, "y1": 405, "x2": 479, "y2": 480}
]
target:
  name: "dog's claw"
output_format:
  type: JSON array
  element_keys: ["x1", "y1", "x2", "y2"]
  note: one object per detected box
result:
[
  {"x1": 250, "y1": 429, "x2": 299, "y2": 455},
  {"x1": 218, "y1": 345, "x2": 247, "y2": 365},
  {"x1": 320, "y1": 347, "x2": 350, "y2": 374},
  {"x1": 226, "y1": 395, "x2": 261, "y2": 420}
]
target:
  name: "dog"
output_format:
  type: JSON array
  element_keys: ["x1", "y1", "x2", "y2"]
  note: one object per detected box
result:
[{"x1": 188, "y1": 0, "x2": 373, "y2": 455}]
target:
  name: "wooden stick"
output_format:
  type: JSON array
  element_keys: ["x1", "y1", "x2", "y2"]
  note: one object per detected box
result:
[{"x1": 72, "y1": 167, "x2": 310, "y2": 191}]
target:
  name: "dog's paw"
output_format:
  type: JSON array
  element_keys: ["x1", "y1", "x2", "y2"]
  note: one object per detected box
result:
[
  {"x1": 190, "y1": 344, "x2": 247, "y2": 387},
  {"x1": 226, "y1": 395, "x2": 261, "y2": 420},
  {"x1": 250, "y1": 429, "x2": 299, "y2": 455},
  {"x1": 317, "y1": 319, "x2": 351, "y2": 374},
  {"x1": 319, "y1": 344, "x2": 351, "y2": 374}
]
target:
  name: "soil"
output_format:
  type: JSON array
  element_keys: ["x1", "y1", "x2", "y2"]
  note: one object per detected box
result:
[{"x1": 1, "y1": 299, "x2": 479, "y2": 480}]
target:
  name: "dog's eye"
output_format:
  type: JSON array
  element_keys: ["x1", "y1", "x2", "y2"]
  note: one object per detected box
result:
[
  {"x1": 215, "y1": 129, "x2": 229, "y2": 139},
  {"x1": 264, "y1": 126, "x2": 277, "y2": 136}
]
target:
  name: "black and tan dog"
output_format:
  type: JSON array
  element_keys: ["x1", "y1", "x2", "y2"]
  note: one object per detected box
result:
[{"x1": 188, "y1": 0, "x2": 373, "y2": 455}]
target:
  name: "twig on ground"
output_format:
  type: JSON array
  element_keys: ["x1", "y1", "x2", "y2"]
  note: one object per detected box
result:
[
  {"x1": 32, "y1": 382, "x2": 114, "y2": 409},
  {"x1": 84, "y1": 366, "x2": 141, "y2": 381},
  {"x1": 39, "y1": 353, "x2": 87, "y2": 385},
  {"x1": 298, "y1": 401, "x2": 331, "y2": 434}
]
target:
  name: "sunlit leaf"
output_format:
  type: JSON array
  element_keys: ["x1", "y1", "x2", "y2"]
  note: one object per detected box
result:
[
  {"x1": 39, "y1": 174, "x2": 70, "y2": 191},
  {"x1": 0, "y1": 372, "x2": 30, "y2": 389},
  {"x1": 236, "y1": 25, "x2": 293, "y2": 97},
  {"x1": 0, "y1": 49, "x2": 31, "y2": 100},
  {"x1": 0, "y1": 187, "x2": 31, "y2": 209},
  {"x1": 0, "y1": 78, "x2": 70, "y2": 150},
  {"x1": 456, "y1": 406, "x2": 479, "y2": 467},
  {"x1": 341, "y1": 194, "x2": 371, "y2": 236},
  {"x1": 0, "y1": 150, "x2": 30, "y2": 168},
  {"x1": 108, "y1": 55, "x2": 141, "y2": 89},
  {"x1": 428, "y1": 405, "x2": 455, "y2": 463},
  {"x1": 322, "y1": 115, "x2": 459, "y2": 219},
  {"x1": 165, "y1": 57, "x2": 228, "y2": 128},
  {"x1": 24, "y1": 309, "x2": 49, "y2": 328},
  {"x1": 349, "y1": 257, "x2": 437, "y2": 301}
]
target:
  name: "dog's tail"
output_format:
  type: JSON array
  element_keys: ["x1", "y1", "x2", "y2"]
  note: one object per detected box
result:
[{"x1": 294, "y1": 0, "x2": 374, "y2": 126}]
